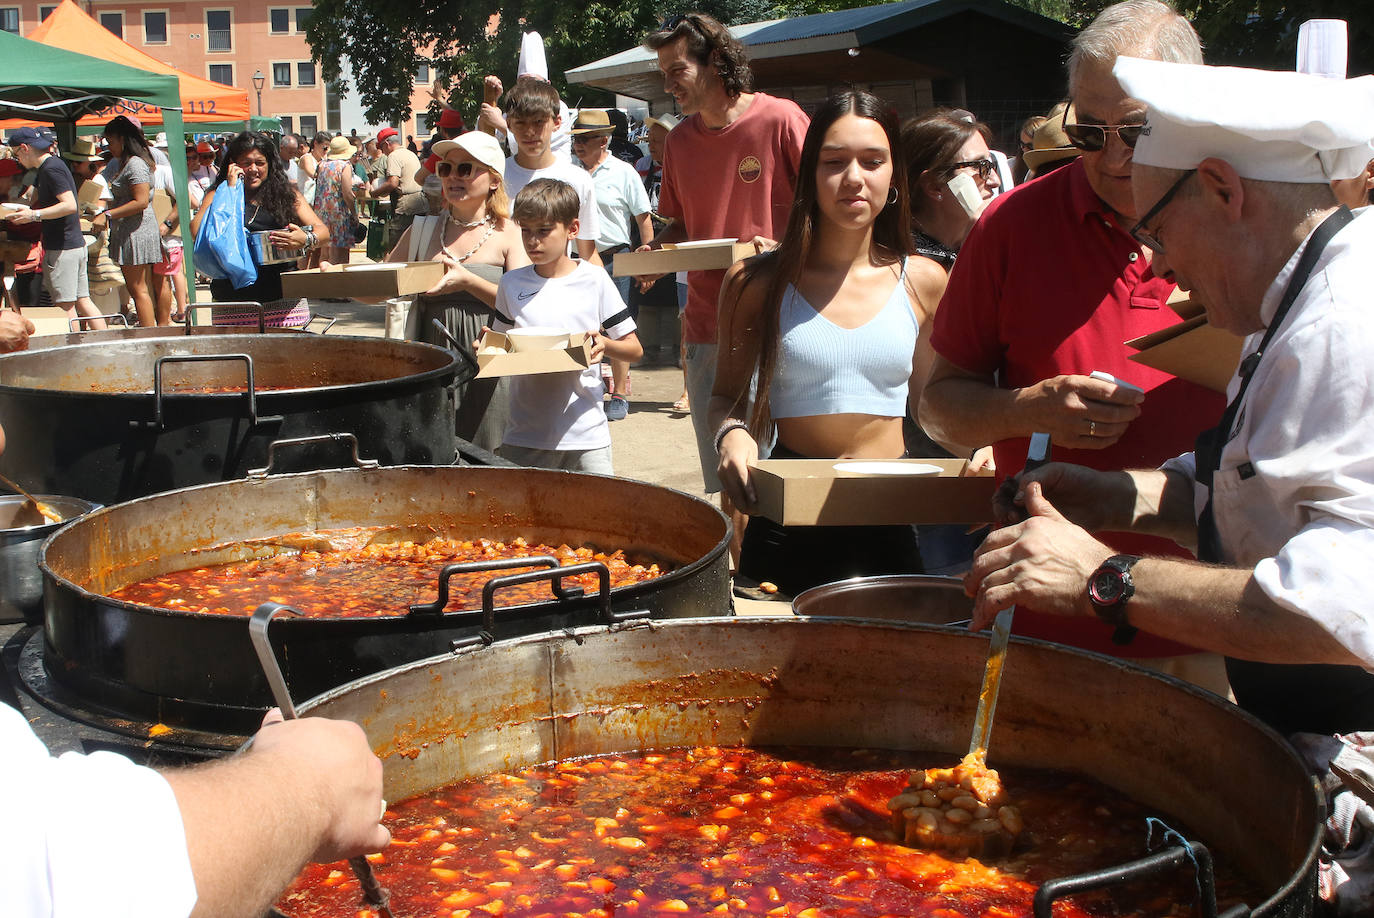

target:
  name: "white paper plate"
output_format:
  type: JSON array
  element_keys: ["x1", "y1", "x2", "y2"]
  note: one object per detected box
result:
[
  {"x1": 343, "y1": 263, "x2": 404, "y2": 272},
  {"x1": 673, "y1": 238, "x2": 738, "y2": 249},
  {"x1": 832, "y1": 461, "x2": 943, "y2": 476},
  {"x1": 1, "y1": 202, "x2": 24, "y2": 211}
]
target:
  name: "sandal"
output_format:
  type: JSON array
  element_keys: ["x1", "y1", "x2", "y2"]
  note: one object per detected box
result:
[{"x1": 672, "y1": 396, "x2": 690, "y2": 414}]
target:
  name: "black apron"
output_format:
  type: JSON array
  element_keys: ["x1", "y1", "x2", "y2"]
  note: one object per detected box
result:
[{"x1": 1193, "y1": 206, "x2": 1374, "y2": 736}]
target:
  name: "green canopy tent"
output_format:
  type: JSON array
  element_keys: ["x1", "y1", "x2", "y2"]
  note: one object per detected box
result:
[{"x1": 0, "y1": 30, "x2": 196, "y2": 305}]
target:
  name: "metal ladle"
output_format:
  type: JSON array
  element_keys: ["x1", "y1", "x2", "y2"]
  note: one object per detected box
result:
[{"x1": 249, "y1": 602, "x2": 401, "y2": 918}]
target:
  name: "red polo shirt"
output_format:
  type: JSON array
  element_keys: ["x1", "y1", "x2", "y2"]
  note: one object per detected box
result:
[{"x1": 933, "y1": 159, "x2": 1225, "y2": 657}]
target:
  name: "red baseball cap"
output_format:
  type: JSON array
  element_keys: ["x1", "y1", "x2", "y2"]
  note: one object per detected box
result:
[
  {"x1": 377, "y1": 127, "x2": 399, "y2": 143},
  {"x1": 0, "y1": 159, "x2": 23, "y2": 177},
  {"x1": 438, "y1": 108, "x2": 465, "y2": 130},
  {"x1": 196, "y1": 140, "x2": 214, "y2": 154}
]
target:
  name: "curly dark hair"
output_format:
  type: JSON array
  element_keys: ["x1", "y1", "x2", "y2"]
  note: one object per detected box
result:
[
  {"x1": 211, "y1": 131, "x2": 300, "y2": 226},
  {"x1": 645, "y1": 12, "x2": 752, "y2": 98}
]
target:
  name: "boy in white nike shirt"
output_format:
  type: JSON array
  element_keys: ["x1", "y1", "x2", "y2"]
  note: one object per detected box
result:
[{"x1": 489, "y1": 179, "x2": 642, "y2": 473}]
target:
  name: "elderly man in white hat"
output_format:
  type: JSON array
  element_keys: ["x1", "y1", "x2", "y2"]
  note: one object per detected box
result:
[{"x1": 964, "y1": 58, "x2": 1374, "y2": 740}]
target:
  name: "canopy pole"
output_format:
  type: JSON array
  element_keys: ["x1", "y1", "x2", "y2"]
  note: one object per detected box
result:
[{"x1": 162, "y1": 104, "x2": 197, "y2": 313}]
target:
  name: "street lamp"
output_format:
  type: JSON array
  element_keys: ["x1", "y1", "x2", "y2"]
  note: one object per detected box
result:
[{"x1": 252, "y1": 70, "x2": 265, "y2": 117}]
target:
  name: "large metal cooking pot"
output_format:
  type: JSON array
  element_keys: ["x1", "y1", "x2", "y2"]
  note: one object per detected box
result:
[
  {"x1": 25, "y1": 322, "x2": 321, "y2": 352},
  {"x1": 792, "y1": 574, "x2": 972, "y2": 624},
  {"x1": 0, "y1": 495, "x2": 100, "y2": 625},
  {"x1": 0, "y1": 334, "x2": 459, "y2": 504},
  {"x1": 299, "y1": 617, "x2": 1322, "y2": 916},
  {"x1": 40, "y1": 465, "x2": 731, "y2": 737}
]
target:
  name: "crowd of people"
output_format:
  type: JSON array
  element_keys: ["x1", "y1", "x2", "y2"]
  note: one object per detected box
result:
[{"x1": 10, "y1": 0, "x2": 1374, "y2": 912}]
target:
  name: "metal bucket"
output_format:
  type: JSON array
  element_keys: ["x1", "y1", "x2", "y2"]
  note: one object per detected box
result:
[
  {"x1": 791, "y1": 574, "x2": 972, "y2": 625},
  {"x1": 0, "y1": 495, "x2": 100, "y2": 624}
]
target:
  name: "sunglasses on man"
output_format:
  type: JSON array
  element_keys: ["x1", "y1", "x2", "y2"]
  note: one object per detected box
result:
[
  {"x1": 436, "y1": 161, "x2": 480, "y2": 178},
  {"x1": 1060, "y1": 104, "x2": 1145, "y2": 152}
]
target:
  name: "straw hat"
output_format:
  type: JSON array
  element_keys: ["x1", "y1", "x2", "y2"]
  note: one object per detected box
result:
[
  {"x1": 327, "y1": 135, "x2": 357, "y2": 160},
  {"x1": 645, "y1": 112, "x2": 680, "y2": 133},
  {"x1": 1022, "y1": 105, "x2": 1080, "y2": 174},
  {"x1": 62, "y1": 137, "x2": 104, "y2": 163},
  {"x1": 570, "y1": 110, "x2": 613, "y2": 136}
]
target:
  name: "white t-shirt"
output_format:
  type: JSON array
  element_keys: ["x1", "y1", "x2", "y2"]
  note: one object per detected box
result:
[
  {"x1": 1, "y1": 703, "x2": 197, "y2": 918},
  {"x1": 493, "y1": 261, "x2": 635, "y2": 450},
  {"x1": 152, "y1": 160, "x2": 181, "y2": 250},
  {"x1": 503, "y1": 157, "x2": 600, "y2": 243},
  {"x1": 584, "y1": 154, "x2": 651, "y2": 251}
]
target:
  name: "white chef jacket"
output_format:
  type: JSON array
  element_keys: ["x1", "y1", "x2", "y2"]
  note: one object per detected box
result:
[
  {"x1": 1162, "y1": 207, "x2": 1374, "y2": 669},
  {"x1": 1, "y1": 703, "x2": 197, "y2": 918}
]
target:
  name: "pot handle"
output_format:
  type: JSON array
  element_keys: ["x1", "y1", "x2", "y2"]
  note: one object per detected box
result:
[
  {"x1": 429, "y1": 318, "x2": 482, "y2": 385},
  {"x1": 408, "y1": 555, "x2": 562, "y2": 617},
  {"x1": 247, "y1": 432, "x2": 382, "y2": 478},
  {"x1": 304, "y1": 312, "x2": 339, "y2": 335},
  {"x1": 1032, "y1": 839, "x2": 1242, "y2": 918},
  {"x1": 69, "y1": 312, "x2": 130, "y2": 330},
  {"x1": 135, "y1": 353, "x2": 284, "y2": 430}
]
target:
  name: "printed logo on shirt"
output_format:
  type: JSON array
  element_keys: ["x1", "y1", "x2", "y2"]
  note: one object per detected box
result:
[
  {"x1": 737, "y1": 155, "x2": 762, "y2": 184},
  {"x1": 518, "y1": 291, "x2": 538, "y2": 300}
]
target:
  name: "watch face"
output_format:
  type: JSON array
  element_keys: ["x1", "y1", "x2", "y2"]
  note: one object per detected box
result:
[{"x1": 1089, "y1": 569, "x2": 1124, "y2": 605}]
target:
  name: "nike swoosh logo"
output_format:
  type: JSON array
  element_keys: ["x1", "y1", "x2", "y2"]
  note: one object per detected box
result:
[{"x1": 517, "y1": 291, "x2": 537, "y2": 300}]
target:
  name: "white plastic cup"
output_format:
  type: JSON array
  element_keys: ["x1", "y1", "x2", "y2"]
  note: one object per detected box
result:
[{"x1": 1297, "y1": 19, "x2": 1347, "y2": 79}]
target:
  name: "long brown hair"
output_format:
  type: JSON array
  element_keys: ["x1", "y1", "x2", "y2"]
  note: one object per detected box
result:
[
  {"x1": 725, "y1": 90, "x2": 912, "y2": 440},
  {"x1": 900, "y1": 109, "x2": 991, "y2": 225}
]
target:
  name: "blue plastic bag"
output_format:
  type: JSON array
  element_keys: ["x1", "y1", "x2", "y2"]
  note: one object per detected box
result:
[{"x1": 192, "y1": 180, "x2": 257, "y2": 289}]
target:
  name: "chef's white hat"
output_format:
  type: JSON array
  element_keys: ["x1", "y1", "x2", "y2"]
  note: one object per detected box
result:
[
  {"x1": 1113, "y1": 56, "x2": 1374, "y2": 183},
  {"x1": 518, "y1": 32, "x2": 548, "y2": 81}
]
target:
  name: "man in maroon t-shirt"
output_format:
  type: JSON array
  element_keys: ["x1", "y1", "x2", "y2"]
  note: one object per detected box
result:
[
  {"x1": 920, "y1": 1, "x2": 1227, "y2": 687},
  {"x1": 638, "y1": 14, "x2": 808, "y2": 556}
]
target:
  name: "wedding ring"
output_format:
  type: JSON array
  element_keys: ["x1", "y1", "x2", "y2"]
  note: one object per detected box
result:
[{"x1": 1088, "y1": 420, "x2": 1096, "y2": 436}]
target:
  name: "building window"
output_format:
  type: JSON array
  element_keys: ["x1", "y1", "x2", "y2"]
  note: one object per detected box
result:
[
  {"x1": 299, "y1": 115, "x2": 318, "y2": 138},
  {"x1": 143, "y1": 10, "x2": 167, "y2": 43},
  {"x1": 293, "y1": 7, "x2": 311, "y2": 32},
  {"x1": 205, "y1": 9, "x2": 231, "y2": 52},
  {"x1": 268, "y1": 8, "x2": 289, "y2": 33},
  {"x1": 208, "y1": 63, "x2": 233, "y2": 85},
  {"x1": 272, "y1": 62, "x2": 291, "y2": 87},
  {"x1": 0, "y1": 7, "x2": 18, "y2": 34},
  {"x1": 296, "y1": 61, "x2": 315, "y2": 87},
  {"x1": 325, "y1": 84, "x2": 342, "y2": 133},
  {"x1": 280, "y1": 115, "x2": 295, "y2": 136},
  {"x1": 415, "y1": 64, "x2": 430, "y2": 85},
  {"x1": 98, "y1": 11, "x2": 123, "y2": 38},
  {"x1": 38, "y1": 5, "x2": 55, "y2": 22},
  {"x1": 415, "y1": 113, "x2": 432, "y2": 136}
]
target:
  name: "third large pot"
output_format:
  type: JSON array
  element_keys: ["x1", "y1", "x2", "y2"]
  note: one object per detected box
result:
[
  {"x1": 300, "y1": 617, "x2": 1322, "y2": 916},
  {"x1": 40, "y1": 465, "x2": 731, "y2": 737}
]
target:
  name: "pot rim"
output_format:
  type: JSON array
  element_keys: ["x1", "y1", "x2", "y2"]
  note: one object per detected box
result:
[
  {"x1": 38, "y1": 465, "x2": 731, "y2": 624},
  {"x1": 0, "y1": 333, "x2": 458, "y2": 400}
]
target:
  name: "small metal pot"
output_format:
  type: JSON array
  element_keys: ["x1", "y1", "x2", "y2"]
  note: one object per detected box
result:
[
  {"x1": 247, "y1": 230, "x2": 307, "y2": 265},
  {"x1": 792, "y1": 574, "x2": 971, "y2": 625},
  {"x1": 0, "y1": 495, "x2": 100, "y2": 624}
]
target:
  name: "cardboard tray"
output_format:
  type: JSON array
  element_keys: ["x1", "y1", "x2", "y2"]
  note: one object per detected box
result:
[
  {"x1": 280, "y1": 261, "x2": 447, "y2": 300},
  {"x1": 612, "y1": 241, "x2": 756, "y2": 276},
  {"x1": 475, "y1": 330, "x2": 594, "y2": 379},
  {"x1": 750, "y1": 458, "x2": 997, "y2": 526},
  {"x1": 1127, "y1": 314, "x2": 1244, "y2": 395}
]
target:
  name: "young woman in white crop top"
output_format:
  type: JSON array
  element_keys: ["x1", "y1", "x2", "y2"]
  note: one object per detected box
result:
[{"x1": 709, "y1": 91, "x2": 963, "y2": 597}]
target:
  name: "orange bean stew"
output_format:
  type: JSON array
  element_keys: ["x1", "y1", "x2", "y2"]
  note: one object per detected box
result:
[
  {"x1": 279, "y1": 746, "x2": 1260, "y2": 917},
  {"x1": 109, "y1": 532, "x2": 665, "y2": 618}
]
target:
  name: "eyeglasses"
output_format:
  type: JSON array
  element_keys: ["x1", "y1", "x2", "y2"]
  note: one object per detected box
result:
[
  {"x1": 950, "y1": 159, "x2": 997, "y2": 181},
  {"x1": 1129, "y1": 168, "x2": 1195, "y2": 254},
  {"x1": 436, "y1": 161, "x2": 478, "y2": 179},
  {"x1": 659, "y1": 13, "x2": 704, "y2": 34},
  {"x1": 1061, "y1": 105, "x2": 1145, "y2": 152},
  {"x1": 198, "y1": 153, "x2": 216, "y2": 161}
]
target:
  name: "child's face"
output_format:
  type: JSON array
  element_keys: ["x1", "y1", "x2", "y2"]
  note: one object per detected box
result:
[
  {"x1": 519, "y1": 218, "x2": 574, "y2": 265},
  {"x1": 508, "y1": 114, "x2": 557, "y2": 158}
]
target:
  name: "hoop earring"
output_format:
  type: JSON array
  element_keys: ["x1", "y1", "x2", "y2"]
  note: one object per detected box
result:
[{"x1": 887, "y1": 187, "x2": 898, "y2": 205}]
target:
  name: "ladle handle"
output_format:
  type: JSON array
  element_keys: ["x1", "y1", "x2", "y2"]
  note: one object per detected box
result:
[{"x1": 248, "y1": 602, "x2": 398, "y2": 918}]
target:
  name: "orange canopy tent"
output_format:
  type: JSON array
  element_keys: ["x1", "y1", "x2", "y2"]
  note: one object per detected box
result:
[{"x1": 0, "y1": 0, "x2": 249, "y2": 132}]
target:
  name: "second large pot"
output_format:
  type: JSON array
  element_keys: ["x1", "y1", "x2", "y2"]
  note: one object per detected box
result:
[
  {"x1": 0, "y1": 334, "x2": 459, "y2": 505},
  {"x1": 40, "y1": 465, "x2": 731, "y2": 736},
  {"x1": 299, "y1": 617, "x2": 1322, "y2": 916}
]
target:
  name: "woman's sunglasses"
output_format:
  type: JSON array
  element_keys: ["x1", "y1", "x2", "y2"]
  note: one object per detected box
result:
[
  {"x1": 436, "y1": 161, "x2": 479, "y2": 178},
  {"x1": 1060, "y1": 105, "x2": 1144, "y2": 152},
  {"x1": 950, "y1": 159, "x2": 998, "y2": 181}
]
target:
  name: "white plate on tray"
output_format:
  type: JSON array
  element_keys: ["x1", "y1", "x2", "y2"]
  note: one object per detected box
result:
[
  {"x1": 341, "y1": 263, "x2": 404, "y2": 271},
  {"x1": 672, "y1": 238, "x2": 739, "y2": 249},
  {"x1": 832, "y1": 461, "x2": 942, "y2": 477}
]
